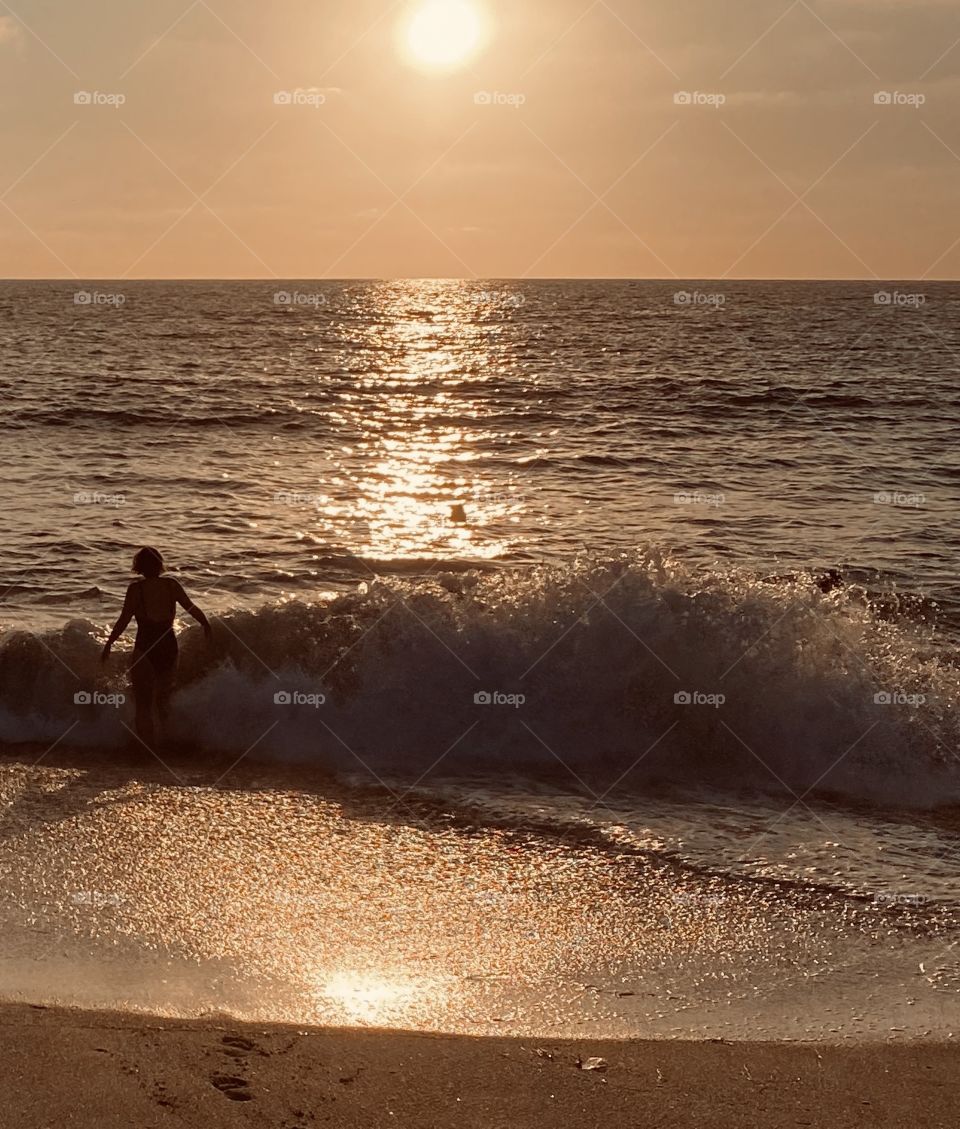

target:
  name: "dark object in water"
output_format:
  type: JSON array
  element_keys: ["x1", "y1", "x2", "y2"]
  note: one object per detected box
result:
[{"x1": 450, "y1": 504, "x2": 467, "y2": 523}]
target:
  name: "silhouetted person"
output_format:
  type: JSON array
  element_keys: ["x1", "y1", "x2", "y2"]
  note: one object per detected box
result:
[{"x1": 102, "y1": 547, "x2": 211, "y2": 749}]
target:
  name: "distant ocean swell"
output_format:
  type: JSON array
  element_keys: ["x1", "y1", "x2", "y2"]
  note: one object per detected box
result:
[{"x1": 1, "y1": 551, "x2": 957, "y2": 808}]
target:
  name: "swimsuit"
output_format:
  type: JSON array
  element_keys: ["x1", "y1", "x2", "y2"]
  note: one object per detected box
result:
[
  {"x1": 131, "y1": 580, "x2": 179, "y2": 677},
  {"x1": 133, "y1": 618, "x2": 178, "y2": 673}
]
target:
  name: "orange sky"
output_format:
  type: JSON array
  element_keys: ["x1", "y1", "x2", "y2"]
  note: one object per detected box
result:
[{"x1": 1, "y1": 0, "x2": 959, "y2": 279}]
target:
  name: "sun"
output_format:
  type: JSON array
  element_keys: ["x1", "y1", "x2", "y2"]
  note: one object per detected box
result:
[{"x1": 401, "y1": 0, "x2": 489, "y2": 73}]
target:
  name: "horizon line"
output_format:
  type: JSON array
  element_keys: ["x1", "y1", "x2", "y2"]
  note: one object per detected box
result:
[{"x1": 1, "y1": 276, "x2": 955, "y2": 284}]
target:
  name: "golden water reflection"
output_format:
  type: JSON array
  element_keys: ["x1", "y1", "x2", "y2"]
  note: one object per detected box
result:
[
  {"x1": 318, "y1": 968, "x2": 453, "y2": 1026},
  {"x1": 313, "y1": 282, "x2": 528, "y2": 562}
]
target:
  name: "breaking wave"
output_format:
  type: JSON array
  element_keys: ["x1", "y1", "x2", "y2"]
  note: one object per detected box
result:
[{"x1": 2, "y1": 551, "x2": 958, "y2": 807}]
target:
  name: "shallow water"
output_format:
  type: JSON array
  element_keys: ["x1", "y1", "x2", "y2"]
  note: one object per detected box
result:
[{"x1": 0, "y1": 753, "x2": 955, "y2": 1040}]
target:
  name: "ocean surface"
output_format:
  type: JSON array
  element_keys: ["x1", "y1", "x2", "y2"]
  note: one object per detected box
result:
[{"x1": 0, "y1": 279, "x2": 957, "y2": 1035}]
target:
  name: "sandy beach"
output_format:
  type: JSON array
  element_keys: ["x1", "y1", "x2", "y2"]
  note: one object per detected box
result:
[{"x1": 2, "y1": 1003, "x2": 956, "y2": 1128}]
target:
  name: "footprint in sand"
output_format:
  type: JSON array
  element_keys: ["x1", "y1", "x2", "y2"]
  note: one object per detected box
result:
[
  {"x1": 210, "y1": 1073, "x2": 254, "y2": 1102},
  {"x1": 221, "y1": 1034, "x2": 265, "y2": 1058},
  {"x1": 222, "y1": 1035, "x2": 258, "y2": 1051},
  {"x1": 210, "y1": 1034, "x2": 267, "y2": 1100}
]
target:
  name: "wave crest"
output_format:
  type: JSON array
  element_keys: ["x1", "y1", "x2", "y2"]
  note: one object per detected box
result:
[{"x1": 2, "y1": 552, "x2": 958, "y2": 806}]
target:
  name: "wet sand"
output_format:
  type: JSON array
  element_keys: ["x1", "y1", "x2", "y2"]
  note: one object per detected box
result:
[
  {"x1": 0, "y1": 745, "x2": 957, "y2": 1040},
  {"x1": 4, "y1": 1003, "x2": 958, "y2": 1128}
]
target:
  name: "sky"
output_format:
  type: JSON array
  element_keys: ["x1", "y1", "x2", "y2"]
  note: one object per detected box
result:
[{"x1": 1, "y1": 0, "x2": 959, "y2": 279}]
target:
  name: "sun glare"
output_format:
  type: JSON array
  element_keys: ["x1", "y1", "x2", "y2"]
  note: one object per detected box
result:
[
  {"x1": 401, "y1": 0, "x2": 489, "y2": 72},
  {"x1": 320, "y1": 970, "x2": 450, "y2": 1025}
]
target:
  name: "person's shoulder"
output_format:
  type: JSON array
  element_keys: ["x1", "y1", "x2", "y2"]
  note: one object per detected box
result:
[{"x1": 163, "y1": 575, "x2": 187, "y2": 592}]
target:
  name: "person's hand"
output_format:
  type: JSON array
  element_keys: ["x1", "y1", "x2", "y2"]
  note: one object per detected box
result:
[{"x1": 100, "y1": 642, "x2": 112, "y2": 664}]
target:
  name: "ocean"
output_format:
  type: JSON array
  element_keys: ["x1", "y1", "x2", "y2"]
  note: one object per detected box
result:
[{"x1": 0, "y1": 279, "x2": 957, "y2": 1037}]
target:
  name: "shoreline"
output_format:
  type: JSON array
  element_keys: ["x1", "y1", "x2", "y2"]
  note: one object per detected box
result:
[
  {"x1": 0, "y1": 743, "x2": 957, "y2": 1045},
  {"x1": 4, "y1": 1003, "x2": 958, "y2": 1128}
]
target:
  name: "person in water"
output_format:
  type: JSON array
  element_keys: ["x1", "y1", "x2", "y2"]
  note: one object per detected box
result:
[{"x1": 101, "y1": 547, "x2": 211, "y2": 749}]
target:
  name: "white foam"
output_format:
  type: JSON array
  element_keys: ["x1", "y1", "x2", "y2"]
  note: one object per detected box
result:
[{"x1": 2, "y1": 552, "x2": 959, "y2": 806}]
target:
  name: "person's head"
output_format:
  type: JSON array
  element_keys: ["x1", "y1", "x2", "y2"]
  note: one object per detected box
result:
[{"x1": 132, "y1": 546, "x2": 164, "y2": 578}]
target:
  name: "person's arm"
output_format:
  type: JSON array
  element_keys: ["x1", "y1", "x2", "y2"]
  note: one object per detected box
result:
[
  {"x1": 101, "y1": 583, "x2": 137, "y2": 661},
  {"x1": 172, "y1": 579, "x2": 212, "y2": 640}
]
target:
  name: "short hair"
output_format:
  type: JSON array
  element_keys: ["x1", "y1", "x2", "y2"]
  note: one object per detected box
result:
[{"x1": 132, "y1": 546, "x2": 164, "y2": 577}]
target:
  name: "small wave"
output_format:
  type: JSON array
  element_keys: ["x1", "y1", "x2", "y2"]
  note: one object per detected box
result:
[
  {"x1": 42, "y1": 587, "x2": 105, "y2": 605},
  {"x1": 6, "y1": 406, "x2": 291, "y2": 428}
]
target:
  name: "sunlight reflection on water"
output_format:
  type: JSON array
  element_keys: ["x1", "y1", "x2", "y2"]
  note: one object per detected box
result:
[
  {"x1": 318, "y1": 969, "x2": 452, "y2": 1026},
  {"x1": 313, "y1": 282, "x2": 520, "y2": 562}
]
